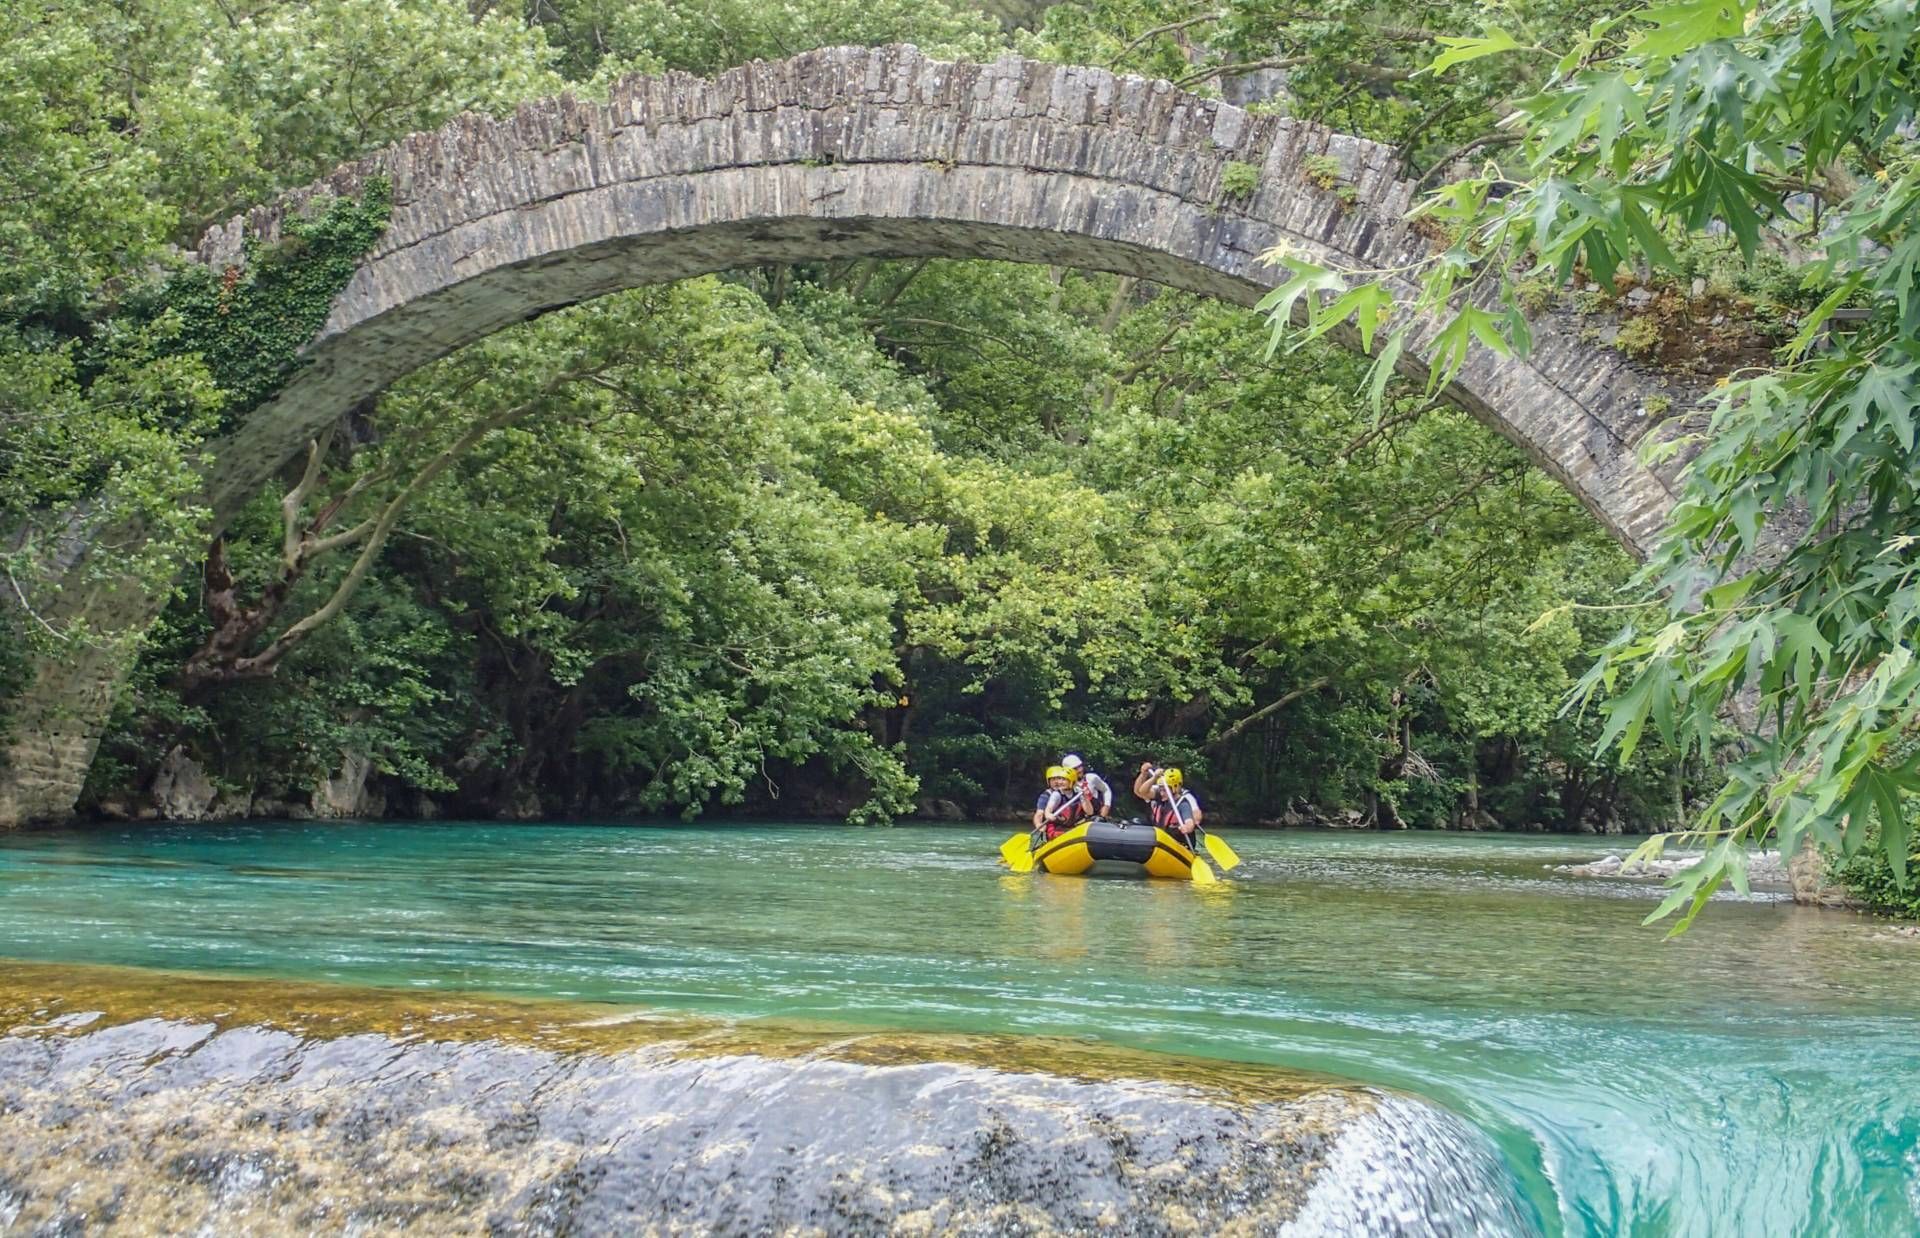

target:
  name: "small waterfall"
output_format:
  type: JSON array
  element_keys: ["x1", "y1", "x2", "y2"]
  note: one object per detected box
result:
[
  {"x1": 0, "y1": 1016, "x2": 1537, "y2": 1234},
  {"x1": 1282, "y1": 1095, "x2": 1540, "y2": 1237}
]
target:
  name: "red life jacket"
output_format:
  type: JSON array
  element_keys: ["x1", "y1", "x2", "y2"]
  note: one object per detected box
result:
[
  {"x1": 1042, "y1": 789, "x2": 1090, "y2": 837},
  {"x1": 1151, "y1": 789, "x2": 1195, "y2": 832}
]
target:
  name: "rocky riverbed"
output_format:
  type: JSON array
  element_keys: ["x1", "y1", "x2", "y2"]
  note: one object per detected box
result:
[
  {"x1": 1552, "y1": 850, "x2": 1790, "y2": 883},
  {"x1": 0, "y1": 965, "x2": 1538, "y2": 1236}
]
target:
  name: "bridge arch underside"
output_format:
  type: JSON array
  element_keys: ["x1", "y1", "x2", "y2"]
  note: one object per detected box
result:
[
  {"x1": 202, "y1": 53, "x2": 1682, "y2": 556},
  {"x1": 224, "y1": 184, "x2": 1673, "y2": 554},
  {"x1": 226, "y1": 201, "x2": 1671, "y2": 551}
]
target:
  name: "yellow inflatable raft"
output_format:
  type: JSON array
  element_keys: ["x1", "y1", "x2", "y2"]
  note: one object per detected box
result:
[{"x1": 1023, "y1": 819, "x2": 1205, "y2": 880}]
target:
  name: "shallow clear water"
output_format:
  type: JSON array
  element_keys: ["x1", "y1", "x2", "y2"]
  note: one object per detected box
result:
[{"x1": 1, "y1": 821, "x2": 1916, "y2": 1235}]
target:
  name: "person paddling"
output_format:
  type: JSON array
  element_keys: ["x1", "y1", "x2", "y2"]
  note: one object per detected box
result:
[
  {"x1": 1131, "y1": 760, "x2": 1162, "y2": 807},
  {"x1": 1135, "y1": 763, "x2": 1203, "y2": 845},
  {"x1": 1033, "y1": 765, "x2": 1090, "y2": 839},
  {"x1": 1061, "y1": 754, "x2": 1113, "y2": 819}
]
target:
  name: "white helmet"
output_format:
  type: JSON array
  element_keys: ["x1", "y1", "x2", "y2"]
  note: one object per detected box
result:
[{"x1": 1061, "y1": 754, "x2": 1084, "y2": 771}]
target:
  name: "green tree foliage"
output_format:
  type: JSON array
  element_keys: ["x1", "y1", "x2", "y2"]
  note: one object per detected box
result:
[
  {"x1": 109, "y1": 281, "x2": 922, "y2": 819},
  {"x1": 3, "y1": 0, "x2": 558, "y2": 287},
  {"x1": 1078, "y1": 291, "x2": 1684, "y2": 828},
  {"x1": 0, "y1": 0, "x2": 564, "y2": 732},
  {"x1": 18, "y1": 0, "x2": 1694, "y2": 833},
  {"x1": 1265, "y1": 0, "x2": 1920, "y2": 926},
  {"x1": 1833, "y1": 826, "x2": 1920, "y2": 920},
  {"x1": 0, "y1": 2, "x2": 175, "y2": 314},
  {"x1": 1020, "y1": 0, "x2": 1613, "y2": 168},
  {"x1": 525, "y1": 0, "x2": 1004, "y2": 83},
  {"x1": 202, "y1": 0, "x2": 561, "y2": 199},
  {"x1": 92, "y1": 252, "x2": 1673, "y2": 827}
]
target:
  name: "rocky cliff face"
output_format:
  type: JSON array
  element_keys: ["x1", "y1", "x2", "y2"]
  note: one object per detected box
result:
[{"x1": 149, "y1": 746, "x2": 218, "y2": 821}]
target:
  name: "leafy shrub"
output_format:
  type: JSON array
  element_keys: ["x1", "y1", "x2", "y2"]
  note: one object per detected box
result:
[
  {"x1": 1615, "y1": 315, "x2": 1662, "y2": 358},
  {"x1": 1220, "y1": 160, "x2": 1260, "y2": 199},
  {"x1": 1833, "y1": 827, "x2": 1920, "y2": 918},
  {"x1": 1302, "y1": 154, "x2": 1342, "y2": 190}
]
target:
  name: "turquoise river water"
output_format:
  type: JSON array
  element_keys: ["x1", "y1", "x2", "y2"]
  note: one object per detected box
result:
[{"x1": 1, "y1": 821, "x2": 1916, "y2": 1235}]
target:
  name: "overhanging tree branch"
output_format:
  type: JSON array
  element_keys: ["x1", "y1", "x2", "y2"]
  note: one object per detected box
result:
[
  {"x1": 1118, "y1": 12, "x2": 1226, "y2": 57},
  {"x1": 1202, "y1": 677, "x2": 1331, "y2": 752},
  {"x1": 180, "y1": 354, "x2": 622, "y2": 690}
]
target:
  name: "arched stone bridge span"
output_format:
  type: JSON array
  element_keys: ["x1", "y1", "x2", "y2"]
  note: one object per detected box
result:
[
  {"x1": 196, "y1": 44, "x2": 1679, "y2": 545},
  {"x1": 3, "y1": 45, "x2": 1683, "y2": 825}
]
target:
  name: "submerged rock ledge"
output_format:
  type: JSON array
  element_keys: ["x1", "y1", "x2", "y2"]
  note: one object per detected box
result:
[{"x1": 0, "y1": 964, "x2": 1537, "y2": 1235}]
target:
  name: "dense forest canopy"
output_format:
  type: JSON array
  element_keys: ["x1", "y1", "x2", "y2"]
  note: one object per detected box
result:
[{"x1": 3, "y1": 0, "x2": 1911, "y2": 903}]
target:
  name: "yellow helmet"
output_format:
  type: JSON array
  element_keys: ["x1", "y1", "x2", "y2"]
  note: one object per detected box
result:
[
  {"x1": 1045, "y1": 765, "x2": 1070, "y2": 782},
  {"x1": 1162, "y1": 767, "x2": 1184, "y2": 791}
]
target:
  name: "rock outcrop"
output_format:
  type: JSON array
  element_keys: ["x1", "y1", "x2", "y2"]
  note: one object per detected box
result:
[
  {"x1": 149, "y1": 747, "x2": 218, "y2": 821},
  {"x1": 0, "y1": 981, "x2": 1538, "y2": 1235},
  {"x1": 310, "y1": 750, "x2": 385, "y2": 819},
  {"x1": 1554, "y1": 850, "x2": 1790, "y2": 884}
]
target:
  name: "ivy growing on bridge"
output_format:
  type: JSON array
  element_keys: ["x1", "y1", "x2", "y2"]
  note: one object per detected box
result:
[
  {"x1": 133, "y1": 179, "x2": 394, "y2": 431},
  {"x1": 0, "y1": 179, "x2": 393, "y2": 764}
]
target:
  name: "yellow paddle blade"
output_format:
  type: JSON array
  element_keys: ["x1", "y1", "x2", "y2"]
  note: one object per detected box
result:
[
  {"x1": 999, "y1": 833, "x2": 1035, "y2": 872},
  {"x1": 1202, "y1": 832, "x2": 1241, "y2": 872},
  {"x1": 1189, "y1": 855, "x2": 1217, "y2": 886}
]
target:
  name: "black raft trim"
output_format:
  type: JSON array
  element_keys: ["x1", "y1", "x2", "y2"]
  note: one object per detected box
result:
[
  {"x1": 1031, "y1": 821, "x2": 1194, "y2": 872},
  {"x1": 1085, "y1": 820, "x2": 1158, "y2": 864}
]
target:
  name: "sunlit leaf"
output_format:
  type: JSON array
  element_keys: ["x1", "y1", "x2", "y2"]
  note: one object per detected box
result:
[
  {"x1": 1427, "y1": 27, "x2": 1527, "y2": 76},
  {"x1": 1632, "y1": 0, "x2": 1748, "y2": 60}
]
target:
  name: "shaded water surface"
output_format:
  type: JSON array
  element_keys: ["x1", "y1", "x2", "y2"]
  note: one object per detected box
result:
[{"x1": 2, "y1": 822, "x2": 1917, "y2": 1234}]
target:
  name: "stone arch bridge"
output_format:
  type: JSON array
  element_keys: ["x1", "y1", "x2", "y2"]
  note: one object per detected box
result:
[{"x1": 1, "y1": 45, "x2": 1684, "y2": 825}]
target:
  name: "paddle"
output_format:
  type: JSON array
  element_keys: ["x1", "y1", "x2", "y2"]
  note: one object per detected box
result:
[
  {"x1": 1197, "y1": 827, "x2": 1240, "y2": 872},
  {"x1": 1159, "y1": 784, "x2": 1217, "y2": 885}
]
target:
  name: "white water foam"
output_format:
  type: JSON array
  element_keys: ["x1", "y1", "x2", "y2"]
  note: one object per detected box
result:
[{"x1": 1283, "y1": 1093, "x2": 1540, "y2": 1237}]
